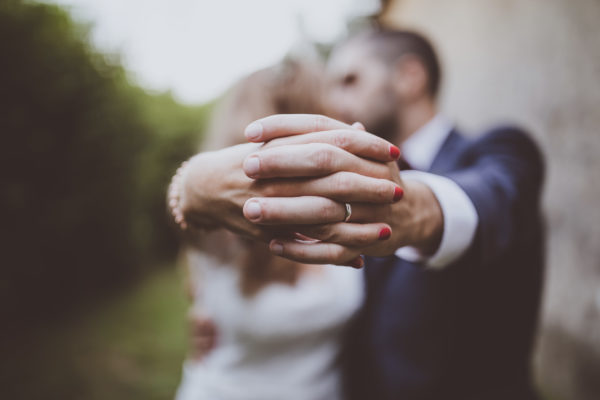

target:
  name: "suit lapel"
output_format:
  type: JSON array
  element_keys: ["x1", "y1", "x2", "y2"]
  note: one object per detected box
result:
[{"x1": 428, "y1": 129, "x2": 469, "y2": 174}]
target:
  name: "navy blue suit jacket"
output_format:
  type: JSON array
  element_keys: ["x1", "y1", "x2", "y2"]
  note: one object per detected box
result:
[{"x1": 342, "y1": 127, "x2": 545, "y2": 400}]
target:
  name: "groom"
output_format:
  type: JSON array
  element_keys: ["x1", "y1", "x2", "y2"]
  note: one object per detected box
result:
[{"x1": 180, "y1": 29, "x2": 544, "y2": 399}]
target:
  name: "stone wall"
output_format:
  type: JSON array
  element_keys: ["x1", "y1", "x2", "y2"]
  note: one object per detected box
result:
[{"x1": 380, "y1": 1, "x2": 600, "y2": 399}]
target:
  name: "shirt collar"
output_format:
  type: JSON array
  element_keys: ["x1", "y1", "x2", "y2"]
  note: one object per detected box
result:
[{"x1": 401, "y1": 114, "x2": 453, "y2": 171}]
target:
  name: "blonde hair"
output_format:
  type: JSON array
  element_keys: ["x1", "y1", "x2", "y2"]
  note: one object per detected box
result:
[
  {"x1": 198, "y1": 58, "x2": 325, "y2": 296},
  {"x1": 203, "y1": 58, "x2": 325, "y2": 150}
]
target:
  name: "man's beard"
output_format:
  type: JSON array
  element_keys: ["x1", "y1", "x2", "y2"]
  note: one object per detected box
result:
[
  {"x1": 365, "y1": 111, "x2": 399, "y2": 143},
  {"x1": 362, "y1": 89, "x2": 400, "y2": 143}
]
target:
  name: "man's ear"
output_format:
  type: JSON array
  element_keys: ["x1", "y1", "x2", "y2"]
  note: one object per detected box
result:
[{"x1": 391, "y1": 55, "x2": 428, "y2": 102}]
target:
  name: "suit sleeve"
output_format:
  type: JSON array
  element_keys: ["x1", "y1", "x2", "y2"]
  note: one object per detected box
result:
[{"x1": 442, "y1": 127, "x2": 544, "y2": 267}]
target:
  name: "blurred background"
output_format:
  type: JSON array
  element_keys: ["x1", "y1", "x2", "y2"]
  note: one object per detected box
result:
[{"x1": 0, "y1": 0, "x2": 598, "y2": 399}]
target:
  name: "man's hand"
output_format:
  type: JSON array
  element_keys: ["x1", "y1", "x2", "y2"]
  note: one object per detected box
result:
[{"x1": 241, "y1": 114, "x2": 444, "y2": 266}]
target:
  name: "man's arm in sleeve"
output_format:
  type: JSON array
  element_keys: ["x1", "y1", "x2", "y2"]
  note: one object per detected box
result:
[
  {"x1": 396, "y1": 127, "x2": 544, "y2": 269},
  {"x1": 440, "y1": 126, "x2": 545, "y2": 267}
]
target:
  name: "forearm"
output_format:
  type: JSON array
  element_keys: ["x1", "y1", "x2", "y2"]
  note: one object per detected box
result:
[{"x1": 441, "y1": 128, "x2": 544, "y2": 265}]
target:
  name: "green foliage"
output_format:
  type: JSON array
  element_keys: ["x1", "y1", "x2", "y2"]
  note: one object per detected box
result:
[
  {"x1": 0, "y1": 0, "x2": 211, "y2": 324},
  {"x1": 131, "y1": 90, "x2": 211, "y2": 264}
]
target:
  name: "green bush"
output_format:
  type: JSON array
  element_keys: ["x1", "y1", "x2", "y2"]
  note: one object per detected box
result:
[{"x1": 0, "y1": 0, "x2": 211, "y2": 325}]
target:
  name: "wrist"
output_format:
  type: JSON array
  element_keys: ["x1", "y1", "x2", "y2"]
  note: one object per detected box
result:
[
  {"x1": 403, "y1": 179, "x2": 444, "y2": 255},
  {"x1": 179, "y1": 153, "x2": 221, "y2": 230}
]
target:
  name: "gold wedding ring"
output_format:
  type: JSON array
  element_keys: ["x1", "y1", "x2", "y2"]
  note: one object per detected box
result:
[{"x1": 343, "y1": 203, "x2": 352, "y2": 222}]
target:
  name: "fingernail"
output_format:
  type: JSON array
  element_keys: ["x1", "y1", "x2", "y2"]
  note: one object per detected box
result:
[
  {"x1": 245, "y1": 200, "x2": 262, "y2": 221},
  {"x1": 245, "y1": 122, "x2": 263, "y2": 141},
  {"x1": 393, "y1": 186, "x2": 404, "y2": 202},
  {"x1": 378, "y1": 227, "x2": 391, "y2": 240},
  {"x1": 270, "y1": 240, "x2": 283, "y2": 255},
  {"x1": 350, "y1": 256, "x2": 364, "y2": 268},
  {"x1": 243, "y1": 156, "x2": 260, "y2": 177},
  {"x1": 389, "y1": 145, "x2": 401, "y2": 159}
]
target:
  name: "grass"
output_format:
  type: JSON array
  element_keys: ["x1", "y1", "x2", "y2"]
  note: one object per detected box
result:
[{"x1": 1, "y1": 266, "x2": 189, "y2": 400}]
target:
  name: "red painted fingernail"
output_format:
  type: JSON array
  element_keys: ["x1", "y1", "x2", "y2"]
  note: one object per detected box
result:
[
  {"x1": 389, "y1": 145, "x2": 401, "y2": 159},
  {"x1": 393, "y1": 186, "x2": 404, "y2": 202},
  {"x1": 378, "y1": 227, "x2": 391, "y2": 240}
]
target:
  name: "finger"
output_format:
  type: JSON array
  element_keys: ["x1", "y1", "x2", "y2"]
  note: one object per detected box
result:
[
  {"x1": 253, "y1": 172, "x2": 404, "y2": 203},
  {"x1": 339, "y1": 203, "x2": 398, "y2": 223},
  {"x1": 269, "y1": 238, "x2": 361, "y2": 267},
  {"x1": 294, "y1": 222, "x2": 392, "y2": 247},
  {"x1": 243, "y1": 143, "x2": 391, "y2": 179},
  {"x1": 352, "y1": 121, "x2": 366, "y2": 131},
  {"x1": 244, "y1": 197, "x2": 401, "y2": 226},
  {"x1": 245, "y1": 114, "x2": 352, "y2": 142},
  {"x1": 261, "y1": 129, "x2": 401, "y2": 162},
  {"x1": 244, "y1": 196, "x2": 346, "y2": 225}
]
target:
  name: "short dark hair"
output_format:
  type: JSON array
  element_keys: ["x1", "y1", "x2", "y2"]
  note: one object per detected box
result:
[{"x1": 353, "y1": 29, "x2": 442, "y2": 98}]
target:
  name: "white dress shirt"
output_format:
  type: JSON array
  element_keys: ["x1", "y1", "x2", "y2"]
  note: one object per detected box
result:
[{"x1": 395, "y1": 115, "x2": 478, "y2": 269}]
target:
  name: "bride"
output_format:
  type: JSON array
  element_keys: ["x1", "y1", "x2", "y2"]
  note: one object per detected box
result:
[{"x1": 171, "y1": 58, "x2": 364, "y2": 400}]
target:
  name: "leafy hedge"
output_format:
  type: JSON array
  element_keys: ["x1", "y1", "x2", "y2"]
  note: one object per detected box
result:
[{"x1": 0, "y1": 0, "x2": 211, "y2": 325}]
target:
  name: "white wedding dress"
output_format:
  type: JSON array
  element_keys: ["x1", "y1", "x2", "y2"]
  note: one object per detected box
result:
[{"x1": 175, "y1": 250, "x2": 364, "y2": 400}]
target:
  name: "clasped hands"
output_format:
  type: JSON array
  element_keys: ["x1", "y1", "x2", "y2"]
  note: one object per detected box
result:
[{"x1": 181, "y1": 114, "x2": 443, "y2": 267}]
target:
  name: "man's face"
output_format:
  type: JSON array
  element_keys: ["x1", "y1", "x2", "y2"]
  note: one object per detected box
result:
[{"x1": 324, "y1": 41, "x2": 398, "y2": 141}]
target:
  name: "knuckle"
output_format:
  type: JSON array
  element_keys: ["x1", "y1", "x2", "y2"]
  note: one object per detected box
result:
[
  {"x1": 332, "y1": 131, "x2": 351, "y2": 150},
  {"x1": 369, "y1": 137, "x2": 384, "y2": 158},
  {"x1": 312, "y1": 144, "x2": 336, "y2": 170},
  {"x1": 376, "y1": 180, "x2": 393, "y2": 201},
  {"x1": 295, "y1": 245, "x2": 310, "y2": 260},
  {"x1": 331, "y1": 172, "x2": 351, "y2": 194},
  {"x1": 314, "y1": 114, "x2": 329, "y2": 131}
]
